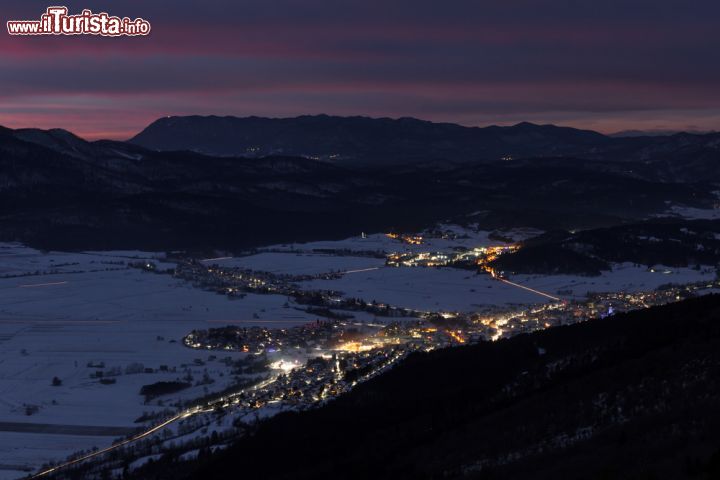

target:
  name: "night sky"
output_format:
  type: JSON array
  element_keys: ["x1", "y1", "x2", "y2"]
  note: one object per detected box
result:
[{"x1": 2, "y1": 0, "x2": 719, "y2": 139}]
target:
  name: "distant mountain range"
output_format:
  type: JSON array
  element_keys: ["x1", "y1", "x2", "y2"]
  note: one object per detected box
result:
[
  {"x1": 129, "y1": 115, "x2": 607, "y2": 165},
  {"x1": 611, "y1": 128, "x2": 719, "y2": 138},
  {"x1": 1, "y1": 117, "x2": 719, "y2": 250},
  {"x1": 129, "y1": 114, "x2": 720, "y2": 168}
]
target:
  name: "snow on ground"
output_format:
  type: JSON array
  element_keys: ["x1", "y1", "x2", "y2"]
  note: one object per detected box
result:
[
  {"x1": 418, "y1": 225, "x2": 512, "y2": 251},
  {"x1": 0, "y1": 243, "x2": 321, "y2": 474},
  {"x1": 238, "y1": 232, "x2": 716, "y2": 313},
  {"x1": 656, "y1": 205, "x2": 720, "y2": 220},
  {"x1": 202, "y1": 252, "x2": 385, "y2": 275},
  {"x1": 0, "y1": 243, "x2": 175, "y2": 278},
  {"x1": 0, "y1": 431, "x2": 114, "y2": 477},
  {"x1": 264, "y1": 233, "x2": 403, "y2": 253},
  {"x1": 301, "y1": 266, "x2": 548, "y2": 312},
  {"x1": 0, "y1": 470, "x2": 28, "y2": 480},
  {"x1": 499, "y1": 227, "x2": 545, "y2": 241},
  {"x1": 300, "y1": 263, "x2": 717, "y2": 313},
  {"x1": 0, "y1": 235, "x2": 715, "y2": 474},
  {"x1": 263, "y1": 226, "x2": 511, "y2": 256},
  {"x1": 127, "y1": 454, "x2": 162, "y2": 472},
  {"x1": 515, "y1": 263, "x2": 717, "y2": 299},
  {"x1": 0, "y1": 252, "x2": 318, "y2": 425}
]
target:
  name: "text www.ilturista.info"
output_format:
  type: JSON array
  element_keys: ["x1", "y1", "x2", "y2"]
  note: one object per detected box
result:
[{"x1": 7, "y1": 6, "x2": 151, "y2": 36}]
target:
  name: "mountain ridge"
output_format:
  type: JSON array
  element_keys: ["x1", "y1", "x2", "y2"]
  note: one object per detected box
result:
[
  {"x1": 128, "y1": 115, "x2": 614, "y2": 165},
  {"x1": 127, "y1": 114, "x2": 720, "y2": 168},
  {"x1": 0, "y1": 120, "x2": 719, "y2": 251}
]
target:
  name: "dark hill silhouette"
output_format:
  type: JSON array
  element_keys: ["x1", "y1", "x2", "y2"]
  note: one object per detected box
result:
[
  {"x1": 129, "y1": 115, "x2": 720, "y2": 175},
  {"x1": 0, "y1": 120, "x2": 719, "y2": 251},
  {"x1": 129, "y1": 115, "x2": 611, "y2": 165}
]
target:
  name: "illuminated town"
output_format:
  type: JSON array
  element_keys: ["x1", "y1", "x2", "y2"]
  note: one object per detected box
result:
[{"x1": 18, "y1": 231, "x2": 720, "y2": 478}]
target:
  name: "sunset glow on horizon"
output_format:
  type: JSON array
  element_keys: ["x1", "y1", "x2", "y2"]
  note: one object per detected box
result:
[{"x1": 2, "y1": 0, "x2": 720, "y2": 140}]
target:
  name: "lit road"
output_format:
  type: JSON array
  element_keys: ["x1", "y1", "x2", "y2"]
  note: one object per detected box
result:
[
  {"x1": 341, "y1": 267, "x2": 380, "y2": 275},
  {"x1": 18, "y1": 281, "x2": 68, "y2": 288},
  {"x1": 497, "y1": 277, "x2": 560, "y2": 301},
  {"x1": 31, "y1": 376, "x2": 278, "y2": 478},
  {"x1": 31, "y1": 411, "x2": 192, "y2": 478},
  {"x1": 200, "y1": 256, "x2": 233, "y2": 263}
]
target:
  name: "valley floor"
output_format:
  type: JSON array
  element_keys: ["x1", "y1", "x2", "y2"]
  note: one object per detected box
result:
[{"x1": 0, "y1": 226, "x2": 717, "y2": 477}]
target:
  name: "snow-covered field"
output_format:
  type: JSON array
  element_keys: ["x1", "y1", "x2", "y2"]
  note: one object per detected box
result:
[
  {"x1": 0, "y1": 431, "x2": 111, "y2": 479},
  {"x1": 515, "y1": 263, "x2": 717, "y2": 300},
  {"x1": 281, "y1": 230, "x2": 717, "y2": 312},
  {"x1": 0, "y1": 244, "x2": 320, "y2": 475},
  {"x1": 303, "y1": 266, "x2": 544, "y2": 311},
  {"x1": 263, "y1": 225, "x2": 510, "y2": 255},
  {"x1": 202, "y1": 252, "x2": 385, "y2": 275},
  {"x1": 300, "y1": 262, "x2": 716, "y2": 312}
]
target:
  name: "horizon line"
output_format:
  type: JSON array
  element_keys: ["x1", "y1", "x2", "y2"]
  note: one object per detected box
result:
[{"x1": 2, "y1": 113, "x2": 718, "y2": 143}]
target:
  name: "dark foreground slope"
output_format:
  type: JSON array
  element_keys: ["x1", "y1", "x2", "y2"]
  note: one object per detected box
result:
[{"x1": 129, "y1": 295, "x2": 720, "y2": 480}]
